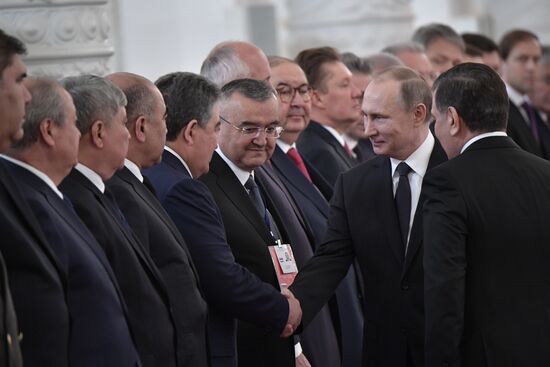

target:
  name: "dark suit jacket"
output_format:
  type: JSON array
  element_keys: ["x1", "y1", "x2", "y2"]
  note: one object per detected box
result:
[
  {"x1": 59, "y1": 168, "x2": 176, "y2": 367},
  {"x1": 0, "y1": 159, "x2": 69, "y2": 367},
  {"x1": 106, "y1": 166, "x2": 209, "y2": 367},
  {"x1": 200, "y1": 152, "x2": 295, "y2": 367},
  {"x1": 290, "y1": 138, "x2": 447, "y2": 367},
  {"x1": 423, "y1": 136, "x2": 550, "y2": 366},
  {"x1": 143, "y1": 151, "x2": 288, "y2": 367},
  {"x1": 0, "y1": 252, "x2": 21, "y2": 367},
  {"x1": 8, "y1": 162, "x2": 140, "y2": 367},
  {"x1": 506, "y1": 100, "x2": 550, "y2": 158},
  {"x1": 353, "y1": 139, "x2": 376, "y2": 163},
  {"x1": 271, "y1": 145, "x2": 365, "y2": 367},
  {"x1": 297, "y1": 120, "x2": 356, "y2": 186},
  {"x1": 256, "y1": 163, "x2": 341, "y2": 367}
]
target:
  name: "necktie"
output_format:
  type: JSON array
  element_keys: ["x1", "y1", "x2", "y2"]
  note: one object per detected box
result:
[
  {"x1": 343, "y1": 142, "x2": 353, "y2": 158},
  {"x1": 286, "y1": 147, "x2": 312, "y2": 182},
  {"x1": 395, "y1": 162, "x2": 412, "y2": 251},
  {"x1": 245, "y1": 175, "x2": 281, "y2": 240},
  {"x1": 521, "y1": 101, "x2": 540, "y2": 143}
]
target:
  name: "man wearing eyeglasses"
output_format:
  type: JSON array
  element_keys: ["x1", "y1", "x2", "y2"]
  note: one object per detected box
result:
[{"x1": 296, "y1": 46, "x2": 363, "y2": 187}]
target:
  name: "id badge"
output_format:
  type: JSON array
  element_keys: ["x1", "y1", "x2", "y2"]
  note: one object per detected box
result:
[{"x1": 268, "y1": 243, "x2": 298, "y2": 289}]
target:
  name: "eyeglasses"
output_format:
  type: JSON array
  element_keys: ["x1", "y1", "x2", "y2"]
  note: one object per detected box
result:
[
  {"x1": 220, "y1": 116, "x2": 284, "y2": 138},
  {"x1": 275, "y1": 84, "x2": 312, "y2": 103}
]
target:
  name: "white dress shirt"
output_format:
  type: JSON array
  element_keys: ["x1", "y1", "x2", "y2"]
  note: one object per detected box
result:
[
  {"x1": 124, "y1": 159, "x2": 143, "y2": 183},
  {"x1": 164, "y1": 146, "x2": 193, "y2": 178},
  {"x1": 75, "y1": 163, "x2": 105, "y2": 193},
  {"x1": 460, "y1": 131, "x2": 508, "y2": 154}
]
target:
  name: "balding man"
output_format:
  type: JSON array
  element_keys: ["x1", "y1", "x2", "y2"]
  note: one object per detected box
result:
[
  {"x1": 200, "y1": 40, "x2": 270, "y2": 87},
  {"x1": 104, "y1": 72, "x2": 212, "y2": 367}
]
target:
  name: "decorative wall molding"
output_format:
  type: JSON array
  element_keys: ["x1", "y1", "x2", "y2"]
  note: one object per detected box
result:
[{"x1": 0, "y1": 0, "x2": 116, "y2": 78}]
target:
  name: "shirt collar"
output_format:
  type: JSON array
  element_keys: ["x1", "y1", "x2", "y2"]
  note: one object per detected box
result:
[
  {"x1": 75, "y1": 163, "x2": 105, "y2": 193},
  {"x1": 124, "y1": 159, "x2": 143, "y2": 182},
  {"x1": 506, "y1": 83, "x2": 528, "y2": 107},
  {"x1": 343, "y1": 134, "x2": 359, "y2": 150},
  {"x1": 276, "y1": 139, "x2": 296, "y2": 154},
  {"x1": 460, "y1": 131, "x2": 508, "y2": 153},
  {"x1": 216, "y1": 147, "x2": 253, "y2": 186},
  {"x1": 321, "y1": 124, "x2": 346, "y2": 147},
  {"x1": 0, "y1": 154, "x2": 64, "y2": 199},
  {"x1": 164, "y1": 146, "x2": 193, "y2": 178},
  {"x1": 390, "y1": 132, "x2": 434, "y2": 179}
]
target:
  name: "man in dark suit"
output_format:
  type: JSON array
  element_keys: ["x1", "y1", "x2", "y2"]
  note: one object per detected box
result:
[
  {"x1": 104, "y1": 73, "x2": 210, "y2": 367},
  {"x1": 528, "y1": 45, "x2": 550, "y2": 158},
  {"x1": 269, "y1": 55, "x2": 365, "y2": 367},
  {"x1": 424, "y1": 63, "x2": 550, "y2": 366},
  {"x1": 288, "y1": 67, "x2": 447, "y2": 367},
  {"x1": 130, "y1": 71, "x2": 299, "y2": 367},
  {"x1": 499, "y1": 29, "x2": 550, "y2": 158},
  {"x1": 4, "y1": 78, "x2": 141, "y2": 367},
  {"x1": 0, "y1": 29, "x2": 68, "y2": 367},
  {"x1": 57, "y1": 75, "x2": 180, "y2": 367},
  {"x1": 200, "y1": 79, "x2": 304, "y2": 367},
  {"x1": 296, "y1": 47, "x2": 363, "y2": 186}
]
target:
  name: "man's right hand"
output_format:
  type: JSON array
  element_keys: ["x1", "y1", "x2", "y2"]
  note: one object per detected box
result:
[{"x1": 280, "y1": 288, "x2": 301, "y2": 337}]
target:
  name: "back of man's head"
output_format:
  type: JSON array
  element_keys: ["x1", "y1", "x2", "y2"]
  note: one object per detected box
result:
[
  {"x1": 295, "y1": 46, "x2": 341, "y2": 92},
  {"x1": 434, "y1": 63, "x2": 508, "y2": 132},
  {"x1": 61, "y1": 75, "x2": 127, "y2": 135},
  {"x1": 12, "y1": 78, "x2": 66, "y2": 150},
  {"x1": 499, "y1": 29, "x2": 539, "y2": 61},
  {"x1": 156, "y1": 72, "x2": 220, "y2": 141},
  {"x1": 0, "y1": 29, "x2": 26, "y2": 79},
  {"x1": 462, "y1": 33, "x2": 499, "y2": 54}
]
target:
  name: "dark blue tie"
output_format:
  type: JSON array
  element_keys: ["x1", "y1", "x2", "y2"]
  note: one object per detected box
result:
[
  {"x1": 245, "y1": 175, "x2": 281, "y2": 241},
  {"x1": 395, "y1": 162, "x2": 412, "y2": 251}
]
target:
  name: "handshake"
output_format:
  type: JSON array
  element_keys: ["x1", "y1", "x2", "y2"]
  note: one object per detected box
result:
[{"x1": 280, "y1": 288, "x2": 302, "y2": 338}]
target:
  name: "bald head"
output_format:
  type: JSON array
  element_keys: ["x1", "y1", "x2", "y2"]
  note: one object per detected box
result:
[
  {"x1": 200, "y1": 41, "x2": 270, "y2": 87},
  {"x1": 106, "y1": 72, "x2": 167, "y2": 169}
]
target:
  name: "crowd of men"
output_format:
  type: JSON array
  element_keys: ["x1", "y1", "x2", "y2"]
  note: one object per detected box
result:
[{"x1": 0, "y1": 20, "x2": 549, "y2": 367}]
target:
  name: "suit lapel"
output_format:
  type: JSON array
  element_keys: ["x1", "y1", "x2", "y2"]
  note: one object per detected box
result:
[
  {"x1": 312, "y1": 121, "x2": 355, "y2": 169},
  {"x1": 210, "y1": 153, "x2": 275, "y2": 244}
]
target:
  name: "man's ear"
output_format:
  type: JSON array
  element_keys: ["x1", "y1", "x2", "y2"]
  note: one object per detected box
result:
[
  {"x1": 182, "y1": 119, "x2": 198, "y2": 145},
  {"x1": 448, "y1": 106, "x2": 462, "y2": 136},
  {"x1": 38, "y1": 118, "x2": 56, "y2": 147},
  {"x1": 90, "y1": 120, "x2": 105, "y2": 148},
  {"x1": 133, "y1": 116, "x2": 147, "y2": 143},
  {"x1": 412, "y1": 103, "x2": 428, "y2": 126},
  {"x1": 310, "y1": 88, "x2": 324, "y2": 109}
]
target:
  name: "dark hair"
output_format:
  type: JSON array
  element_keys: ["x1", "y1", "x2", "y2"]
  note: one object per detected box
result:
[
  {"x1": 220, "y1": 78, "x2": 276, "y2": 103},
  {"x1": 13, "y1": 78, "x2": 66, "y2": 150},
  {"x1": 374, "y1": 66, "x2": 432, "y2": 122},
  {"x1": 499, "y1": 29, "x2": 539, "y2": 60},
  {"x1": 0, "y1": 29, "x2": 26, "y2": 80},
  {"x1": 412, "y1": 23, "x2": 465, "y2": 52},
  {"x1": 461, "y1": 32, "x2": 499, "y2": 53},
  {"x1": 340, "y1": 52, "x2": 372, "y2": 75},
  {"x1": 295, "y1": 46, "x2": 341, "y2": 91},
  {"x1": 433, "y1": 62, "x2": 508, "y2": 132},
  {"x1": 155, "y1": 71, "x2": 220, "y2": 141},
  {"x1": 465, "y1": 44, "x2": 483, "y2": 58},
  {"x1": 61, "y1": 75, "x2": 127, "y2": 135}
]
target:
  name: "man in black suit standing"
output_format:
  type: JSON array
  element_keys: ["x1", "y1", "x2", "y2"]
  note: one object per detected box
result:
[
  {"x1": 288, "y1": 66, "x2": 447, "y2": 367},
  {"x1": 424, "y1": 62, "x2": 550, "y2": 366},
  {"x1": 3, "y1": 78, "x2": 141, "y2": 367},
  {"x1": 0, "y1": 29, "x2": 68, "y2": 367},
  {"x1": 269, "y1": 55, "x2": 365, "y2": 367},
  {"x1": 296, "y1": 47, "x2": 363, "y2": 186},
  {"x1": 499, "y1": 29, "x2": 550, "y2": 158},
  {"x1": 102, "y1": 72, "x2": 210, "y2": 367}
]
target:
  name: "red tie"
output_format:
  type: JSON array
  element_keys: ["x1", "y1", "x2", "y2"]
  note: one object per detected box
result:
[
  {"x1": 343, "y1": 142, "x2": 353, "y2": 158},
  {"x1": 287, "y1": 147, "x2": 312, "y2": 183}
]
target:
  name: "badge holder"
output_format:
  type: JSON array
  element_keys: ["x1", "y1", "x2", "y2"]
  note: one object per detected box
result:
[{"x1": 268, "y1": 239, "x2": 298, "y2": 290}]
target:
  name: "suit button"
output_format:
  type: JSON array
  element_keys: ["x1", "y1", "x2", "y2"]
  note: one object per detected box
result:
[{"x1": 401, "y1": 282, "x2": 409, "y2": 290}]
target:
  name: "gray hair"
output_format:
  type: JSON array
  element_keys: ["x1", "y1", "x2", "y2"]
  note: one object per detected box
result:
[
  {"x1": 382, "y1": 42, "x2": 426, "y2": 56},
  {"x1": 200, "y1": 43, "x2": 250, "y2": 88},
  {"x1": 364, "y1": 52, "x2": 403, "y2": 73},
  {"x1": 60, "y1": 75, "x2": 127, "y2": 135},
  {"x1": 220, "y1": 78, "x2": 276, "y2": 104},
  {"x1": 12, "y1": 78, "x2": 66, "y2": 150},
  {"x1": 340, "y1": 52, "x2": 372, "y2": 75},
  {"x1": 412, "y1": 23, "x2": 465, "y2": 52}
]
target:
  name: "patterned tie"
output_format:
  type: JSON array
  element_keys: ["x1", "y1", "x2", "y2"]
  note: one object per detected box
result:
[
  {"x1": 286, "y1": 147, "x2": 312, "y2": 182},
  {"x1": 395, "y1": 162, "x2": 412, "y2": 252},
  {"x1": 521, "y1": 101, "x2": 540, "y2": 143},
  {"x1": 244, "y1": 175, "x2": 281, "y2": 240}
]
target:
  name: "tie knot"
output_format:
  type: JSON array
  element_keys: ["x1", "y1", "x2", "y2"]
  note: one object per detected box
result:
[
  {"x1": 245, "y1": 175, "x2": 257, "y2": 191},
  {"x1": 396, "y1": 162, "x2": 412, "y2": 177}
]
